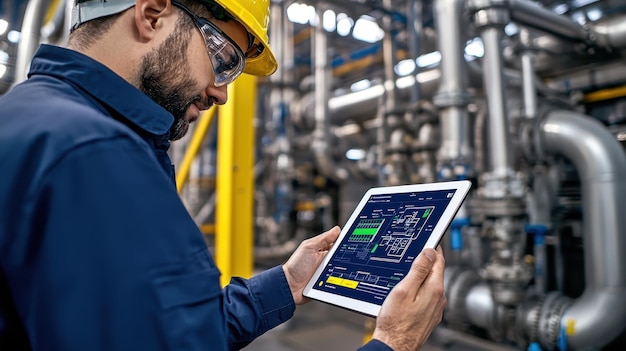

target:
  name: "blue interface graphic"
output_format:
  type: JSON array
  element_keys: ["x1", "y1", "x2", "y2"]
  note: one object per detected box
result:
[{"x1": 313, "y1": 189, "x2": 456, "y2": 305}]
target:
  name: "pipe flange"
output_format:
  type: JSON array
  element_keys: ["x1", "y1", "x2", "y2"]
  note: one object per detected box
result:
[
  {"x1": 468, "y1": 0, "x2": 509, "y2": 12},
  {"x1": 473, "y1": 7, "x2": 511, "y2": 28},
  {"x1": 485, "y1": 261, "x2": 533, "y2": 284},
  {"x1": 530, "y1": 112, "x2": 551, "y2": 162},
  {"x1": 519, "y1": 121, "x2": 536, "y2": 162},
  {"x1": 537, "y1": 292, "x2": 573, "y2": 350},
  {"x1": 515, "y1": 292, "x2": 545, "y2": 346},
  {"x1": 433, "y1": 91, "x2": 473, "y2": 108},
  {"x1": 467, "y1": 197, "x2": 526, "y2": 218},
  {"x1": 479, "y1": 171, "x2": 527, "y2": 199}
]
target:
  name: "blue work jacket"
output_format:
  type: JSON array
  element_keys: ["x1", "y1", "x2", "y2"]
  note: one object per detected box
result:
[{"x1": 0, "y1": 45, "x2": 391, "y2": 351}]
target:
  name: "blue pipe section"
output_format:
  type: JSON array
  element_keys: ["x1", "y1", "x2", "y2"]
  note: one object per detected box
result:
[
  {"x1": 450, "y1": 217, "x2": 470, "y2": 251},
  {"x1": 558, "y1": 325, "x2": 568, "y2": 351},
  {"x1": 525, "y1": 224, "x2": 548, "y2": 293},
  {"x1": 295, "y1": 43, "x2": 382, "y2": 67},
  {"x1": 274, "y1": 102, "x2": 288, "y2": 136}
]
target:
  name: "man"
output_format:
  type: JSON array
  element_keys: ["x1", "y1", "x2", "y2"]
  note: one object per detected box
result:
[{"x1": 0, "y1": 0, "x2": 447, "y2": 350}]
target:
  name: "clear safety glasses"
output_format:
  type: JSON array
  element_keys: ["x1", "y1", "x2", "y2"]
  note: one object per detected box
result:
[{"x1": 172, "y1": 1, "x2": 245, "y2": 87}]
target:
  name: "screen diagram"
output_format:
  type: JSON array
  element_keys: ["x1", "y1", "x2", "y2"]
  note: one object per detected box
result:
[{"x1": 313, "y1": 189, "x2": 455, "y2": 305}]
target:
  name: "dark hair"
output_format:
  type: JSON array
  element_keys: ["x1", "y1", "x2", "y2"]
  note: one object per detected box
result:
[
  {"x1": 68, "y1": 13, "x2": 121, "y2": 50},
  {"x1": 67, "y1": 0, "x2": 231, "y2": 50},
  {"x1": 201, "y1": 0, "x2": 236, "y2": 21}
]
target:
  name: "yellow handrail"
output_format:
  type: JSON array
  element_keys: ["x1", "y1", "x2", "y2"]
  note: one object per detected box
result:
[
  {"x1": 583, "y1": 85, "x2": 626, "y2": 103},
  {"x1": 45, "y1": 0, "x2": 62, "y2": 24},
  {"x1": 176, "y1": 107, "x2": 217, "y2": 193}
]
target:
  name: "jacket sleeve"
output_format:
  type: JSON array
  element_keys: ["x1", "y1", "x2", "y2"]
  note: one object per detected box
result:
[
  {"x1": 3, "y1": 136, "x2": 291, "y2": 351},
  {"x1": 224, "y1": 266, "x2": 295, "y2": 350},
  {"x1": 357, "y1": 339, "x2": 395, "y2": 351}
]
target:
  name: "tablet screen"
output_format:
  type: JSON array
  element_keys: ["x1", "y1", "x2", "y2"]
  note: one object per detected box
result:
[{"x1": 309, "y1": 188, "x2": 458, "y2": 305}]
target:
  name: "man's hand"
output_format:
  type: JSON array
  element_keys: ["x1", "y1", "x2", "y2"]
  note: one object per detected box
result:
[
  {"x1": 282, "y1": 226, "x2": 341, "y2": 305},
  {"x1": 371, "y1": 246, "x2": 447, "y2": 351}
]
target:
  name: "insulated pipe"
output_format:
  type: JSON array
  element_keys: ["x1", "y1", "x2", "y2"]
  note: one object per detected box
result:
[
  {"x1": 320, "y1": 67, "x2": 446, "y2": 125},
  {"x1": 433, "y1": 0, "x2": 472, "y2": 163},
  {"x1": 539, "y1": 111, "x2": 626, "y2": 350},
  {"x1": 545, "y1": 61, "x2": 626, "y2": 94},
  {"x1": 312, "y1": 4, "x2": 348, "y2": 182},
  {"x1": 299, "y1": 58, "x2": 491, "y2": 126},
  {"x1": 14, "y1": 0, "x2": 53, "y2": 85},
  {"x1": 591, "y1": 15, "x2": 626, "y2": 49},
  {"x1": 509, "y1": 0, "x2": 588, "y2": 42}
]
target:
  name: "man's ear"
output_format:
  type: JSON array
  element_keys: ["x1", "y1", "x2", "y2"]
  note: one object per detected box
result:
[{"x1": 134, "y1": 0, "x2": 172, "y2": 41}]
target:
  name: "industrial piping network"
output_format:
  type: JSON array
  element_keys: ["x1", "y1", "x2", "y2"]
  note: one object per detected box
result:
[
  {"x1": 12, "y1": 0, "x2": 626, "y2": 349},
  {"x1": 294, "y1": 0, "x2": 626, "y2": 349}
]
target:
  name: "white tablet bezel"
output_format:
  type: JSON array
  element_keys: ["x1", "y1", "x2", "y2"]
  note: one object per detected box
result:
[{"x1": 302, "y1": 180, "x2": 472, "y2": 317}]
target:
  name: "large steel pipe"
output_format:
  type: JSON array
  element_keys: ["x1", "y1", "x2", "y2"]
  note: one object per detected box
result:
[
  {"x1": 539, "y1": 111, "x2": 626, "y2": 350},
  {"x1": 509, "y1": 0, "x2": 588, "y2": 42},
  {"x1": 14, "y1": 0, "x2": 53, "y2": 84},
  {"x1": 433, "y1": 0, "x2": 472, "y2": 163}
]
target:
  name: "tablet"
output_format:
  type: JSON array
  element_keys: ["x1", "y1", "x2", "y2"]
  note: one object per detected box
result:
[{"x1": 302, "y1": 180, "x2": 472, "y2": 317}]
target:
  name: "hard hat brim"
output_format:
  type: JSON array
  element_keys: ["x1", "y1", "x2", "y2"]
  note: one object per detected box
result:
[{"x1": 243, "y1": 50, "x2": 278, "y2": 77}]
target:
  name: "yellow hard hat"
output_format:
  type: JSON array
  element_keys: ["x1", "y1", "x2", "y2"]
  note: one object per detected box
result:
[
  {"x1": 73, "y1": 0, "x2": 278, "y2": 77},
  {"x1": 206, "y1": 0, "x2": 277, "y2": 76}
]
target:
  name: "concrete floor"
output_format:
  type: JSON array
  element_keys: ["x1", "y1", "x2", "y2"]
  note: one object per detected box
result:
[
  {"x1": 242, "y1": 299, "x2": 525, "y2": 351},
  {"x1": 242, "y1": 300, "x2": 373, "y2": 351},
  {"x1": 241, "y1": 300, "x2": 455, "y2": 351}
]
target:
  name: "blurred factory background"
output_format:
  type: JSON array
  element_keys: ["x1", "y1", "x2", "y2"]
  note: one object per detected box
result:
[{"x1": 2, "y1": 0, "x2": 626, "y2": 350}]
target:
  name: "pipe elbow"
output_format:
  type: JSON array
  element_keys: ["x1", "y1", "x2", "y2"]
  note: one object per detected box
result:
[
  {"x1": 561, "y1": 290, "x2": 626, "y2": 350},
  {"x1": 538, "y1": 110, "x2": 626, "y2": 350}
]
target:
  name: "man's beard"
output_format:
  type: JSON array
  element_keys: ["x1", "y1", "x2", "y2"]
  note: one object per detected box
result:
[{"x1": 137, "y1": 25, "x2": 203, "y2": 141}]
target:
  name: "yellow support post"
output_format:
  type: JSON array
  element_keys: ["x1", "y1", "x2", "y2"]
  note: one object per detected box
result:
[
  {"x1": 176, "y1": 107, "x2": 216, "y2": 193},
  {"x1": 215, "y1": 74, "x2": 256, "y2": 287}
]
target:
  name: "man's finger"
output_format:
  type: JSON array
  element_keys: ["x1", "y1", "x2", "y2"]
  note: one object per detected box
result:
[
  {"x1": 316, "y1": 226, "x2": 341, "y2": 250},
  {"x1": 394, "y1": 248, "x2": 437, "y2": 298}
]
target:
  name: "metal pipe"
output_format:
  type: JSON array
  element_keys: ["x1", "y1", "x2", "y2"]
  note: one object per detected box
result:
[
  {"x1": 381, "y1": 0, "x2": 397, "y2": 109},
  {"x1": 39, "y1": 0, "x2": 71, "y2": 46},
  {"x1": 509, "y1": 0, "x2": 588, "y2": 42},
  {"x1": 539, "y1": 110, "x2": 626, "y2": 350},
  {"x1": 312, "y1": 4, "x2": 348, "y2": 182},
  {"x1": 406, "y1": 0, "x2": 422, "y2": 105},
  {"x1": 591, "y1": 14, "x2": 626, "y2": 49},
  {"x1": 435, "y1": 0, "x2": 468, "y2": 99},
  {"x1": 465, "y1": 283, "x2": 494, "y2": 329},
  {"x1": 268, "y1": 0, "x2": 292, "y2": 171},
  {"x1": 299, "y1": 60, "x2": 490, "y2": 127},
  {"x1": 545, "y1": 60, "x2": 626, "y2": 93},
  {"x1": 433, "y1": 0, "x2": 472, "y2": 164},
  {"x1": 14, "y1": 0, "x2": 53, "y2": 85},
  {"x1": 479, "y1": 24, "x2": 513, "y2": 175},
  {"x1": 321, "y1": 67, "x2": 444, "y2": 125},
  {"x1": 519, "y1": 28, "x2": 537, "y2": 119},
  {"x1": 378, "y1": 0, "x2": 403, "y2": 185}
]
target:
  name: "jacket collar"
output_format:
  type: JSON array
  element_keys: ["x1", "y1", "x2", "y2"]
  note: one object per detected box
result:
[{"x1": 28, "y1": 44, "x2": 174, "y2": 136}]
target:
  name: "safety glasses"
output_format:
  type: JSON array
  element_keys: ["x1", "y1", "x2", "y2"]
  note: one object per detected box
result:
[{"x1": 172, "y1": 1, "x2": 245, "y2": 87}]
